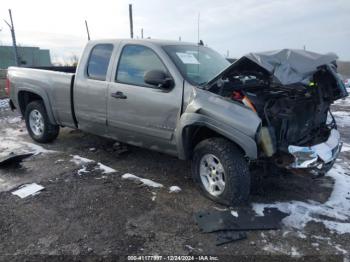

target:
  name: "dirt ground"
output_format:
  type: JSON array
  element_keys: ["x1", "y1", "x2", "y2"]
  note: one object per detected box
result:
[{"x1": 0, "y1": 97, "x2": 349, "y2": 261}]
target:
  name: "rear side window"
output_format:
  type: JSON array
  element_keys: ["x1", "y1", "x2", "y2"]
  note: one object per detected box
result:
[
  {"x1": 87, "y1": 44, "x2": 113, "y2": 81},
  {"x1": 116, "y1": 45, "x2": 167, "y2": 87}
]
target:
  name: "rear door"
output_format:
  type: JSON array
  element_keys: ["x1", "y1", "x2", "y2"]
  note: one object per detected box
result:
[
  {"x1": 107, "y1": 43, "x2": 183, "y2": 154},
  {"x1": 74, "y1": 43, "x2": 114, "y2": 135}
]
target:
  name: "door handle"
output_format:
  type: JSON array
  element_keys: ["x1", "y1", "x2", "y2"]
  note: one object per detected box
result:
[{"x1": 111, "y1": 91, "x2": 127, "y2": 99}]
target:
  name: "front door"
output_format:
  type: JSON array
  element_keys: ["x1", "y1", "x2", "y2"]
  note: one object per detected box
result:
[{"x1": 107, "y1": 44, "x2": 182, "y2": 154}]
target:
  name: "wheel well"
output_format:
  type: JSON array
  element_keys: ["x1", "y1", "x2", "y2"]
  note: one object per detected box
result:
[
  {"x1": 183, "y1": 125, "x2": 246, "y2": 160},
  {"x1": 18, "y1": 91, "x2": 43, "y2": 116},
  {"x1": 184, "y1": 126, "x2": 222, "y2": 159}
]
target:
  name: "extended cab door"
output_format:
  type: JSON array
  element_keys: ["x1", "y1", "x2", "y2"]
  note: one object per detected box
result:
[
  {"x1": 107, "y1": 43, "x2": 183, "y2": 155},
  {"x1": 74, "y1": 43, "x2": 114, "y2": 135}
]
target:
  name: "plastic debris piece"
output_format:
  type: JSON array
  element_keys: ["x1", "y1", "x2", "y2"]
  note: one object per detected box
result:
[
  {"x1": 216, "y1": 231, "x2": 247, "y2": 246},
  {"x1": 0, "y1": 152, "x2": 33, "y2": 167},
  {"x1": 12, "y1": 183, "x2": 44, "y2": 198}
]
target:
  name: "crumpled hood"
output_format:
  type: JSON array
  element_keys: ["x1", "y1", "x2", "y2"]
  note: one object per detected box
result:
[
  {"x1": 208, "y1": 49, "x2": 339, "y2": 86},
  {"x1": 243, "y1": 49, "x2": 338, "y2": 85}
]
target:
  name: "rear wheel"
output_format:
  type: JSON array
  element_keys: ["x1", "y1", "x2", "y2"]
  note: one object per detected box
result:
[
  {"x1": 192, "y1": 138, "x2": 250, "y2": 206},
  {"x1": 25, "y1": 100, "x2": 59, "y2": 143}
]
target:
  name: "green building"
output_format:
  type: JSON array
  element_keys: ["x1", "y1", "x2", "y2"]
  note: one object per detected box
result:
[{"x1": 0, "y1": 45, "x2": 51, "y2": 69}]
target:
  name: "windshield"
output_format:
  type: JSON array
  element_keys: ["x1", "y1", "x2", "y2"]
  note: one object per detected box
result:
[{"x1": 163, "y1": 45, "x2": 230, "y2": 86}]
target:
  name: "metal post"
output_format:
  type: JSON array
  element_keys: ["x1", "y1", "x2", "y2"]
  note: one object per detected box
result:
[
  {"x1": 141, "y1": 28, "x2": 143, "y2": 39},
  {"x1": 4, "y1": 9, "x2": 20, "y2": 66},
  {"x1": 129, "y1": 4, "x2": 134, "y2": 39},
  {"x1": 85, "y1": 20, "x2": 91, "y2": 40}
]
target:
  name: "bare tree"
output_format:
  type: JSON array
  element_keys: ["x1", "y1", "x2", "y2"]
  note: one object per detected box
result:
[{"x1": 69, "y1": 54, "x2": 79, "y2": 67}]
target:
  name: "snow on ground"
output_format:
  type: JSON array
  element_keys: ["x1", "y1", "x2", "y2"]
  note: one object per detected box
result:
[
  {"x1": 96, "y1": 163, "x2": 117, "y2": 174},
  {"x1": 263, "y1": 244, "x2": 302, "y2": 257},
  {"x1": 332, "y1": 111, "x2": 350, "y2": 127},
  {"x1": 342, "y1": 143, "x2": 350, "y2": 152},
  {"x1": 0, "y1": 98, "x2": 9, "y2": 110},
  {"x1": 169, "y1": 185, "x2": 181, "y2": 193},
  {"x1": 70, "y1": 155, "x2": 94, "y2": 165},
  {"x1": 0, "y1": 129, "x2": 54, "y2": 158},
  {"x1": 253, "y1": 164, "x2": 350, "y2": 235},
  {"x1": 0, "y1": 116, "x2": 22, "y2": 124},
  {"x1": 122, "y1": 173, "x2": 163, "y2": 188},
  {"x1": 70, "y1": 155, "x2": 117, "y2": 175},
  {"x1": 230, "y1": 210, "x2": 239, "y2": 217}
]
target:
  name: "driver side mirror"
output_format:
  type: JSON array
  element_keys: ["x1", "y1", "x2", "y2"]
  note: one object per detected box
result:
[{"x1": 144, "y1": 70, "x2": 174, "y2": 89}]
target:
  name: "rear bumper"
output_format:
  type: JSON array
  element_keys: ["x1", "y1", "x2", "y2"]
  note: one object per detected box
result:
[{"x1": 288, "y1": 129, "x2": 342, "y2": 170}]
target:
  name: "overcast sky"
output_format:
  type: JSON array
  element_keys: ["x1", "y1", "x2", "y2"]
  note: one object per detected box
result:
[{"x1": 0, "y1": 0, "x2": 349, "y2": 64}]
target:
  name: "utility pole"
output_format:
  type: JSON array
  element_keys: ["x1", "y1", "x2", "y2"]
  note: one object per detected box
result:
[
  {"x1": 129, "y1": 4, "x2": 134, "y2": 39},
  {"x1": 85, "y1": 20, "x2": 91, "y2": 40},
  {"x1": 4, "y1": 9, "x2": 20, "y2": 66},
  {"x1": 141, "y1": 28, "x2": 144, "y2": 39},
  {"x1": 197, "y1": 12, "x2": 200, "y2": 44}
]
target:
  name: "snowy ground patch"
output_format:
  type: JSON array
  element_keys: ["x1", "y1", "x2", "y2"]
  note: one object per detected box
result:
[
  {"x1": 263, "y1": 244, "x2": 301, "y2": 257},
  {"x1": 253, "y1": 164, "x2": 350, "y2": 234},
  {"x1": 70, "y1": 155, "x2": 117, "y2": 175},
  {"x1": 122, "y1": 173, "x2": 163, "y2": 188},
  {"x1": 169, "y1": 186, "x2": 181, "y2": 193},
  {"x1": 0, "y1": 98, "x2": 9, "y2": 109},
  {"x1": 332, "y1": 111, "x2": 350, "y2": 127},
  {"x1": 0, "y1": 129, "x2": 54, "y2": 158}
]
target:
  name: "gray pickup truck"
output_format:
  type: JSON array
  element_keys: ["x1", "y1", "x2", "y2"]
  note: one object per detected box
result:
[{"x1": 6, "y1": 39, "x2": 348, "y2": 205}]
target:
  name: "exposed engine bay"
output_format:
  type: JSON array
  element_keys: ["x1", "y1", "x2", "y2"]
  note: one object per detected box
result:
[{"x1": 205, "y1": 50, "x2": 348, "y2": 159}]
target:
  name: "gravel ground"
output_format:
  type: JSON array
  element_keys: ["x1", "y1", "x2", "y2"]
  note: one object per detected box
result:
[{"x1": 0, "y1": 97, "x2": 349, "y2": 261}]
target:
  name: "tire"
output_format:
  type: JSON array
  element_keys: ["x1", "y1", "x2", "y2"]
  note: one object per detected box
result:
[
  {"x1": 192, "y1": 137, "x2": 250, "y2": 206},
  {"x1": 24, "y1": 100, "x2": 59, "y2": 143}
]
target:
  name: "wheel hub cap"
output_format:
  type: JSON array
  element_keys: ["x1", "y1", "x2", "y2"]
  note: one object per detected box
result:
[
  {"x1": 199, "y1": 154, "x2": 226, "y2": 196},
  {"x1": 29, "y1": 110, "x2": 44, "y2": 136}
]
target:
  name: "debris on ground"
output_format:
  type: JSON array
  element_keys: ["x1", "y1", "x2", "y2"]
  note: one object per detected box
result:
[
  {"x1": 122, "y1": 173, "x2": 163, "y2": 188},
  {"x1": 11, "y1": 183, "x2": 44, "y2": 198},
  {"x1": 169, "y1": 186, "x2": 181, "y2": 193},
  {"x1": 195, "y1": 207, "x2": 288, "y2": 233},
  {"x1": 0, "y1": 152, "x2": 33, "y2": 168},
  {"x1": 194, "y1": 207, "x2": 288, "y2": 246},
  {"x1": 216, "y1": 231, "x2": 247, "y2": 246}
]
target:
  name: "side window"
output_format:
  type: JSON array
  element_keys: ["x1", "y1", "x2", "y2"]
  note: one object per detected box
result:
[
  {"x1": 87, "y1": 44, "x2": 113, "y2": 81},
  {"x1": 116, "y1": 45, "x2": 167, "y2": 87}
]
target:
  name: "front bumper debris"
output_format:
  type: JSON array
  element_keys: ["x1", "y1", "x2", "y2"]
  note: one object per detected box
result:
[{"x1": 288, "y1": 129, "x2": 342, "y2": 169}]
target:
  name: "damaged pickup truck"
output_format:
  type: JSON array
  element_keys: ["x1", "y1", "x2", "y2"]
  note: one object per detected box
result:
[{"x1": 6, "y1": 39, "x2": 348, "y2": 205}]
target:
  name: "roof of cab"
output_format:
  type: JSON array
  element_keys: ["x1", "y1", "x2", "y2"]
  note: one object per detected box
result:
[{"x1": 87, "y1": 38, "x2": 196, "y2": 47}]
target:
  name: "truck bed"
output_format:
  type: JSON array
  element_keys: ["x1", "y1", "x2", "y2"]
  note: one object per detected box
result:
[{"x1": 8, "y1": 67, "x2": 76, "y2": 128}]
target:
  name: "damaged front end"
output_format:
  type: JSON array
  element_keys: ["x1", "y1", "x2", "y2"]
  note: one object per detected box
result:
[{"x1": 205, "y1": 49, "x2": 348, "y2": 173}]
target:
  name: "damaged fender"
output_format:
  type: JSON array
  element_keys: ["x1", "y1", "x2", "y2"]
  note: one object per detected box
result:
[{"x1": 176, "y1": 88, "x2": 261, "y2": 160}]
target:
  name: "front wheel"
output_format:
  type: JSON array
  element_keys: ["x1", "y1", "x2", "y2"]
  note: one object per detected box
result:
[
  {"x1": 25, "y1": 100, "x2": 59, "y2": 143},
  {"x1": 192, "y1": 138, "x2": 250, "y2": 206}
]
